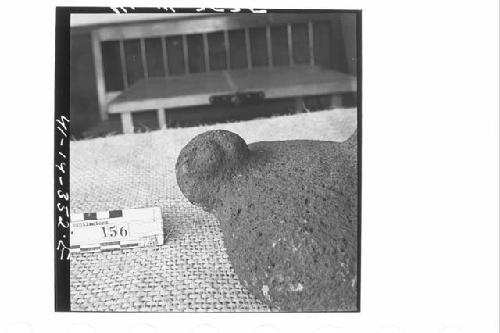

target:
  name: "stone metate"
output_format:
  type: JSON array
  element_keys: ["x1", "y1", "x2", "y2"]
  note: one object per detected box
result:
[{"x1": 176, "y1": 130, "x2": 358, "y2": 311}]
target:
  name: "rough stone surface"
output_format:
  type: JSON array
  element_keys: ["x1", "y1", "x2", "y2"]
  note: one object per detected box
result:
[{"x1": 176, "y1": 130, "x2": 358, "y2": 311}]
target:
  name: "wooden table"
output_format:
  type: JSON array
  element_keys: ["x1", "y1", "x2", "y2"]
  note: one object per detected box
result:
[{"x1": 108, "y1": 65, "x2": 357, "y2": 134}]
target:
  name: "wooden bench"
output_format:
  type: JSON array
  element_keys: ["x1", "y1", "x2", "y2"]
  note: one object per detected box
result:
[
  {"x1": 86, "y1": 13, "x2": 357, "y2": 133},
  {"x1": 109, "y1": 65, "x2": 356, "y2": 133}
]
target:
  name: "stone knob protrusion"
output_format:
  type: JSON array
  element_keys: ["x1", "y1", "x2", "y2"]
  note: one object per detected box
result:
[{"x1": 176, "y1": 130, "x2": 250, "y2": 211}]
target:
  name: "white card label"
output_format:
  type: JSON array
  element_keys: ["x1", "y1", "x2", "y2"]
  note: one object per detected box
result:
[{"x1": 70, "y1": 207, "x2": 164, "y2": 252}]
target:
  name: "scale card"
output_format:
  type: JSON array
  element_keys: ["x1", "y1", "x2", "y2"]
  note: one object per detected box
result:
[{"x1": 70, "y1": 207, "x2": 164, "y2": 253}]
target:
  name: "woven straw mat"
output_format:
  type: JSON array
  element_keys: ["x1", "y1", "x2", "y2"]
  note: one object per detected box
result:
[{"x1": 70, "y1": 108, "x2": 357, "y2": 312}]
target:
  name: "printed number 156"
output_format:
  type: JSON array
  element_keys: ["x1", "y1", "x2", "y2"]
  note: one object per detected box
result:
[{"x1": 102, "y1": 225, "x2": 128, "y2": 238}]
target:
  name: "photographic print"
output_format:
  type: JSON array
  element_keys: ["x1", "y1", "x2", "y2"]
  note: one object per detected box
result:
[{"x1": 55, "y1": 8, "x2": 361, "y2": 312}]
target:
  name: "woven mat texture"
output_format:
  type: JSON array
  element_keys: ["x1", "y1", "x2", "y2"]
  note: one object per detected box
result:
[{"x1": 70, "y1": 108, "x2": 357, "y2": 312}]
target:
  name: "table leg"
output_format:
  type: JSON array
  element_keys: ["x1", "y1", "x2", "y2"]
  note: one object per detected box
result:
[
  {"x1": 330, "y1": 94, "x2": 343, "y2": 108},
  {"x1": 121, "y1": 113, "x2": 134, "y2": 134},
  {"x1": 157, "y1": 108, "x2": 166, "y2": 129}
]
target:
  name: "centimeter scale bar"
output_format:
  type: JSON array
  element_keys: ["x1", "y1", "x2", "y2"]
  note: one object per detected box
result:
[{"x1": 70, "y1": 207, "x2": 164, "y2": 253}]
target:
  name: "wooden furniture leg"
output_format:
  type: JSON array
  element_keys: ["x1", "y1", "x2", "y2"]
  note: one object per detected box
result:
[
  {"x1": 121, "y1": 113, "x2": 134, "y2": 134},
  {"x1": 157, "y1": 108, "x2": 166, "y2": 129}
]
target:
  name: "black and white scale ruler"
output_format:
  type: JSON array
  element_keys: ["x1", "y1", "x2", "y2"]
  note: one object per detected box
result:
[{"x1": 70, "y1": 207, "x2": 164, "y2": 253}]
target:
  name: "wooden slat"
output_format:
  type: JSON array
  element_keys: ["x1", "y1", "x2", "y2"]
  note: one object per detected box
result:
[
  {"x1": 308, "y1": 20, "x2": 315, "y2": 66},
  {"x1": 108, "y1": 66, "x2": 357, "y2": 114},
  {"x1": 140, "y1": 38, "x2": 148, "y2": 78},
  {"x1": 90, "y1": 31, "x2": 108, "y2": 121},
  {"x1": 202, "y1": 33, "x2": 210, "y2": 72},
  {"x1": 182, "y1": 35, "x2": 189, "y2": 74},
  {"x1": 287, "y1": 24, "x2": 294, "y2": 66},
  {"x1": 109, "y1": 79, "x2": 355, "y2": 114},
  {"x1": 224, "y1": 30, "x2": 230, "y2": 69},
  {"x1": 161, "y1": 37, "x2": 169, "y2": 76},
  {"x1": 266, "y1": 25, "x2": 273, "y2": 68},
  {"x1": 245, "y1": 28, "x2": 252, "y2": 69},
  {"x1": 119, "y1": 40, "x2": 128, "y2": 88},
  {"x1": 111, "y1": 94, "x2": 214, "y2": 113},
  {"x1": 95, "y1": 13, "x2": 333, "y2": 41}
]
